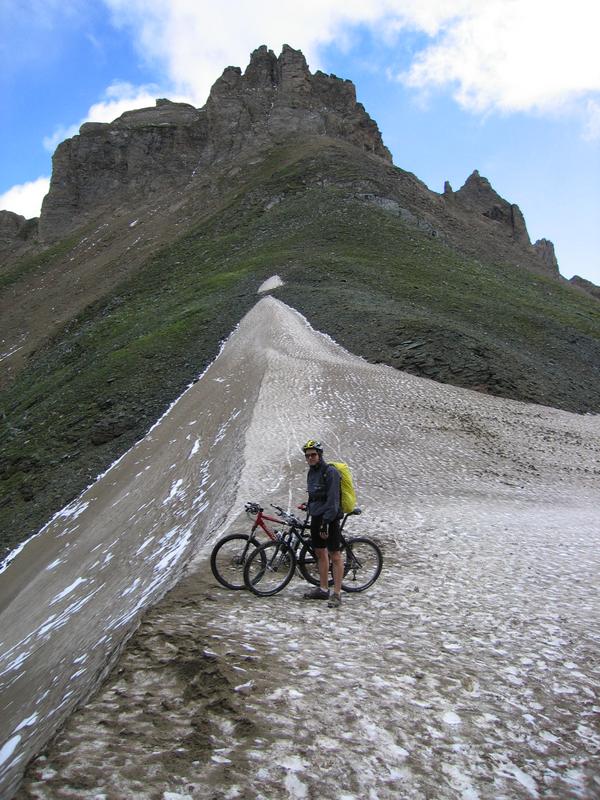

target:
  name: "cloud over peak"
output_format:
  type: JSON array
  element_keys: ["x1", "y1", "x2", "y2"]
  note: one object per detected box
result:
[{"x1": 101, "y1": 0, "x2": 600, "y2": 136}]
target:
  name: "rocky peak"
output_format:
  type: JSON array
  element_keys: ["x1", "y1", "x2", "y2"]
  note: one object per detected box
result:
[
  {"x1": 533, "y1": 238, "x2": 559, "y2": 275},
  {"x1": 453, "y1": 170, "x2": 530, "y2": 245},
  {"x1": 205, "y1": 44, "x2": 390, "y2": 159},
  {"x1": 38, "y1": 45, "x2": 390, "y2": 243}
]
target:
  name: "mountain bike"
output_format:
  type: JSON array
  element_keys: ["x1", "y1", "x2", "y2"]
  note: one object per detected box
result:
[
  {"x1": 243, "y1": 508, "x2": 383, "y2": 597},
  {"x1": 210, "y1": 502, "x2": 309, "y2": 590}
]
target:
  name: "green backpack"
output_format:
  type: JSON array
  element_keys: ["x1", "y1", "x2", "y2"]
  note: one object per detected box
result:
[{"x1": 329, "y1": 461, "x2": 358, "y2": 515}]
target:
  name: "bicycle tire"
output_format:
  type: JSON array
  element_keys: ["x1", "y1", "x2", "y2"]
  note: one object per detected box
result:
[
  {"x1": 210, "y1": 533, "x2": 260, "y2": 590},
  {"x1": 243, "y1": 540, "x2": 296, "y2": 597},
  {"x1": 341, "y1": 537, "x2": 383, "y2": 593},
  {"x1": 297, "y1": 541, "x2": 334, "y2": 587}
]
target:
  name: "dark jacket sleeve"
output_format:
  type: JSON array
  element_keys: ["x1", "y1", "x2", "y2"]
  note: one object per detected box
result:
[{"x1": 322, "y1": 464, "x2": 341, "y2": 523}]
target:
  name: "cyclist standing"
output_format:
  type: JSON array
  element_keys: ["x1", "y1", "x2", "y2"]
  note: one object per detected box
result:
[{"x1": 302, "y1": 439, "x2": 344, "y2": 608}]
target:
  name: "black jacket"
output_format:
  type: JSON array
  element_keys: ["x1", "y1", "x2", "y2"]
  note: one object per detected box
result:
[{"x1": 307, "y1": 459, "x2": 341, "y2": 523}]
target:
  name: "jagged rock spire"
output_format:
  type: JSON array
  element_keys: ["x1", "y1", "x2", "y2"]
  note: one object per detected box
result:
[{"x1": 454, "y1": 170, "x2": 530, "y2": 245}]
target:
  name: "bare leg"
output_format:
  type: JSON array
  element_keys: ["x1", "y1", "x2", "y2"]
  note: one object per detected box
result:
[
  {"x1": 316, "y1": 547, "x2": 329, "y2": 592},
  {"x1": 330, "y1": 550, "x2": 344, "y2": 596}
]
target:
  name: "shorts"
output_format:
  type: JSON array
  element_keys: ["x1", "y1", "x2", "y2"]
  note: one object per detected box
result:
[{"x1": 310, "y1": 515, "x2": 342, "y2": 552}]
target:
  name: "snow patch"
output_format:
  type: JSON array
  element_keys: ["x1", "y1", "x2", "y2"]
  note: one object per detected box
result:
[
  {"x1": 0, "y1": 735, "x2": 21, "y2": 767},
  {"x1": 258, "y1": 274, "x2": 284, "y2": 293},
  {"x1": 49, "y1": 577, "x2": 87, "y2": 605}
]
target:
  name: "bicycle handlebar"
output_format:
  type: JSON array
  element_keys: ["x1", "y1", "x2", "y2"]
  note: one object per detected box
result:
[
  {"x1": 243, "y1": 501, "x2": 303, "y2": 526},
  {"x1": 270, "y1": 503, "x2": 305, "y2": 526}
]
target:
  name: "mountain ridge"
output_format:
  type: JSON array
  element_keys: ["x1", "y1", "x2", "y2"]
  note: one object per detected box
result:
[{"x1": 1, "y1": 45, "x2": 599, "y2": 555}]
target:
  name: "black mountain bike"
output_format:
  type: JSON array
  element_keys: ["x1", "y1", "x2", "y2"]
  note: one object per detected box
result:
[{"x1": 243, "y1": 508, "x2": 383, "y2": 597}]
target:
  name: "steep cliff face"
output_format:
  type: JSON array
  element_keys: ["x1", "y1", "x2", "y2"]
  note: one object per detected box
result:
[
  {"x1": 205, "y1": 45, "x2": 391, "y2": 161},
  {"x1": 38, "y1": 100, "x2": 207, "y2": 243},
  {"x1": 39, "y1": 45, "x2": 390, "y2": 243}
]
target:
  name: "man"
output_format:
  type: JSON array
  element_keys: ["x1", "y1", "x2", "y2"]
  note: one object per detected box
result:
[{"x1": 302, "y1": 439, "x2": 344, "y2": 608}]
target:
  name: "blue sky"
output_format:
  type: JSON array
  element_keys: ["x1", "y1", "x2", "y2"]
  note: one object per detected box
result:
[{"x1": 1, "y1": 1, "x2": 599, "y2": 284}]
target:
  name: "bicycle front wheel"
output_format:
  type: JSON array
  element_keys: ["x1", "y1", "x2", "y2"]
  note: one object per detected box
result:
[
  {"x1": 210, "y1": 533, "x2": 259, "y2": 590},
  {"x1": 244, "y1": 541, "x2": 296, "y2": 597},
  {"x1": 341, "y1": 537, "x2": 383, "y2": 593}
]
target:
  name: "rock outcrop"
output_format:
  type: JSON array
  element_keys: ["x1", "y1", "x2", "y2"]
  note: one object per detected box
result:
[
  {"x1": 533, "y1": 238, "x2": 559, "y2": 275},
  {"x1": 452, "y1": 170, "x2": 530, "y2": 244},
  {"x1": 38, "y1": 99, "x2": 207, "y2": 242},
  {"x1": 0, "y1": 210, "x2": 38, "y2": 260},
  {"x1": 441, "y1": 170, "x2": 561, "y2": 276},
  {"x1": 569, "y1": 274, "x2": 600, "y2": 300},
  {"x1": 39, "y1": 45, "x2": 390, "y2": 243}
]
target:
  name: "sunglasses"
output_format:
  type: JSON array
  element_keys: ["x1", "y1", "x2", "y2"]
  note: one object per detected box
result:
[{"x1": 304, "y1": 452, "x2": 319, "y2": 458}]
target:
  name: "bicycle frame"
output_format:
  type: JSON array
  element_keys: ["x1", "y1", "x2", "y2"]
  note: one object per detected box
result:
[{"x1": 244, "y1": 502, "x2": 309, "y2": 543}]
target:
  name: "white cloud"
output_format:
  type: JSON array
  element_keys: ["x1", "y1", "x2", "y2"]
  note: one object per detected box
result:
[
  {"x1": 86, "y1": 81, "x2": 174, "y2": 121},
  {"x1": 102, "y1": 0, "x2": 600, "y2": 128},
  {"x1": 583, "y1": 99, "x2": 600, "y2": 142},
  {"x1": 398, "y1": 0, "x2": 600, "y2": 117},
  {"x1": 0, "y1": 177, "x2": 50, "y2": 219}
]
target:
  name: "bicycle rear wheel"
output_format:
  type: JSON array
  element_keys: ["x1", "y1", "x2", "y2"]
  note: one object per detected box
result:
[
  {"x1": 297, "y1": 541, "x2": 334, "y2": 587},
  {"x1": 210, "y1": 533, "x2": 259, "y2": 590},
  {"x1": 244, "y1": 541, "x2": 296, "y2": 597},
  {"x1": 341, "y1": 537, "x2": 383, "y2": 592}
]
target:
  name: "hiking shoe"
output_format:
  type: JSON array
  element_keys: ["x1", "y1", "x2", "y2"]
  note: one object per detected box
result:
[
  {"x1": 327, "y1": 593, "x2": 342, "y2": 608},
  {"x1": 303, "y1": 587, "x2": 329, "y2": 600}
]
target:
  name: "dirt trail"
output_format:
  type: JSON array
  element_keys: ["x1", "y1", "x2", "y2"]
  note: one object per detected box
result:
[{"x1": 2, "y1": 297, "x2": 600, "y2": 799}]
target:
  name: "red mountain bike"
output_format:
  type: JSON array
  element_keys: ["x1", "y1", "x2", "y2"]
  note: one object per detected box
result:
[{"x1": 210, "y1": 502, "x2": 308, "y2": 590}]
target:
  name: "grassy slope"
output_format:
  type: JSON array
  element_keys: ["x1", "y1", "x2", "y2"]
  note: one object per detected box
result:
[{"x1": 1, "y1": 140, "x2": 599, "y2": 554}]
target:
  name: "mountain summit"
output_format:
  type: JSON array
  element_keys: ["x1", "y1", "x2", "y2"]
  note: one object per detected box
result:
[
  {"x1": 1, "y1": 43, "x2": 564, "y2": 283},
  {"x1": 37, "y1": 45, "x2": 390, "y2": 244}
]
